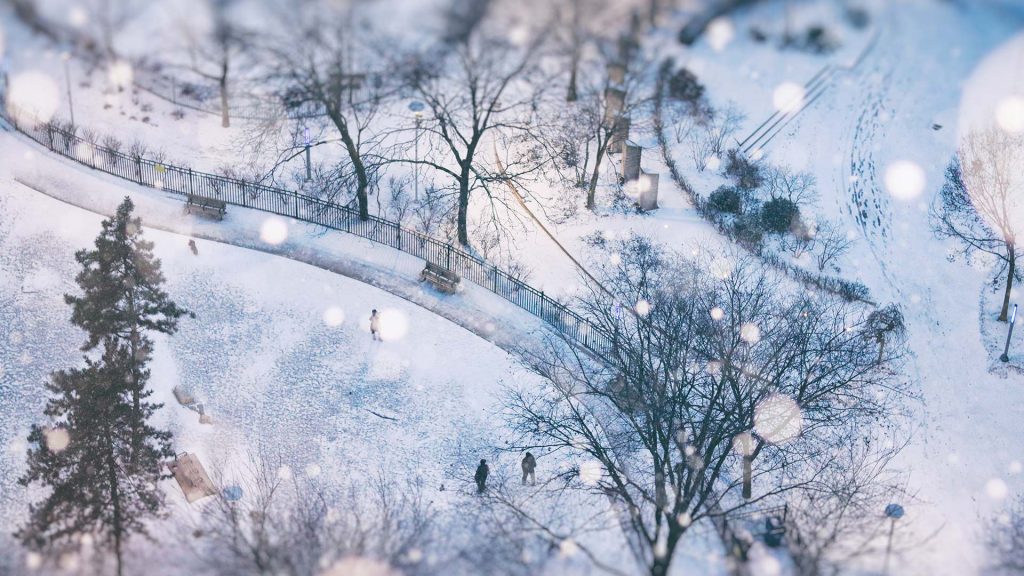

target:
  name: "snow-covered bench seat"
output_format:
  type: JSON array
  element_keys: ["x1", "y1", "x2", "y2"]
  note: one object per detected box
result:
[
  {"x1": 421, "y1": 261, "x2": 460, "y2": 294},
  {"x1": 185, "y1": 193, "x2": 227, "y2": 220}
]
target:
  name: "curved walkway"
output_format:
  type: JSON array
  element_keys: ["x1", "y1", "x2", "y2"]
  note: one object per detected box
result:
[{"x1": 1, "y1": 126, "x2": 561, "y2": 363}]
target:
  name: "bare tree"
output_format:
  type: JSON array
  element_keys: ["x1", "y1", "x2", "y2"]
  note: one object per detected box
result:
[
  {"x1": 187, "y1": 452, "x2": 434, "y2": 576},
  {"x1": 784, "y1": 429, "x2": 915, "y2": 576},
  {"x1": 863, "y1": 304, "x2": 906, "y2": 364},
  {"x1": 505, "y1": 236, "x2": 907, "y2": 576},
  {"x1": 691, "y1": 103, "x2": 745, "y2": 172},
  {"x1": 763, "y1": 165, "x2": 817, "y2": 204},
  {"x1": 81, "y1": 0, "x2": 144, "y2": 58},
  {"x1": 933, "y1": 127, "x2": 1024, "y2": 321},
  {"x1": 560, "y1": 46, "x2": 652, "y2": 210},
  {"x1": 811, "y1": 219, "x2": 853, "y2": 273},
  {"x1": 258, "y1": 4, "x2": 394, "y2": 220},
  {"x1": 173, "y1": 0, "x2": 249, "y2": 128},
  {"x1": 400, "y1": 26, "x2": 547, "y2": 246}
]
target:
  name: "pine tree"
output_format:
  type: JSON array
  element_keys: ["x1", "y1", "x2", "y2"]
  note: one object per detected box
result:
[
  {"x1": 17, "y1": 340, "x2": 174, "y2": 576},
  {"x1": 18, "y1": 198, "x2": 185, "y2": 574},
  {"x1": 64, "y1": 197, "x2": 190, "y2": 458}
]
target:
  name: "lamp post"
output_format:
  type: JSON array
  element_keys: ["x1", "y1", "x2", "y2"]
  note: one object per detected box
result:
[
  {"x1": 409, "y1": 101, "x2": 425, "y2": 200},
  {"x1": 61, "y1": 52, "x2": 75, "y2": 125},
  {"x1": 734, "y1": 432, "x2": 755, "y2": 499},
  {"x1": 1001, "y1": 303, "x2": 1018, "y2": 362},
  {"x1": 883, "y1": 503, "x2": 904, "y2": 575},
  {"x1": 303, "y1": 127, "x2": 312, "y2": 182}
]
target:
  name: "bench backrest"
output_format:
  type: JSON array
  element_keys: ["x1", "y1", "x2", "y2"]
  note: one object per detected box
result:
[
  {"x1": 425, "y1": 261, "x2": 460, "y2": 282},
  {"x1": 187, "y1": 193, "x2": 227, "y2": 208}
]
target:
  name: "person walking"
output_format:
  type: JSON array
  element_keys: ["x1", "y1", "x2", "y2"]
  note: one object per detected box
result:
[
  {"x1": 474, "y1": 459, "x2": 489, "y2": 493},
  {"x1": 521, "y1": 452, "x2": 536, "y2": 485},
  {"x1": 369, "y1": 309, "x2": 381, "y2": 341}
]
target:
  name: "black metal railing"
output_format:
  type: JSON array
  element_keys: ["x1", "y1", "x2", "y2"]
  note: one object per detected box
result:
[{"x1": 3, "y1": 108, "x2": 613, "y2": 355}]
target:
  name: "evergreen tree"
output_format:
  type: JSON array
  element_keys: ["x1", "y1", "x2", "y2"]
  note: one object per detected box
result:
[
  {"x1": 18, "y1": 198, "x2": 185, "y2": 574},
  {"x1": 17, "y1": 340, "x2": 174, "y2": 576},
  {"x1": 65, "y1": 197, "x2": 190, "y2": 457}
]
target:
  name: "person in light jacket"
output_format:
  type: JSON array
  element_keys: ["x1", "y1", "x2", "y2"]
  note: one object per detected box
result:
[{"x1": 370, "y1": 309, "x2": 381, "y2": 341}]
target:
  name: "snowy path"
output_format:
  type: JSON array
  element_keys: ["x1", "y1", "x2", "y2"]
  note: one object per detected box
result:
[
  {"x1": 0, "y1": 146, "x2": 571, "y2": 576},
  {"x1": 780, "y1": 1, "x2": 1024, "y2": 573},
  {"x1": 0, "y1": 126, "x2": 567, "y2": 365}
]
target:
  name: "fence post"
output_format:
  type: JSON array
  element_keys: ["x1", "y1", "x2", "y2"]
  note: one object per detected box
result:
[
  {"x1": 540, "y1": 291, "x2": 545, "y2": 318},
  {"x1": 446, "y1": 244, "x2": 453, "y2": 270},
  {"x1": 46, "y1": 123, "x2": 54, "y2": 150},
  {"x1": 188, "y1": 168, "x2": 195, "y2": 195},
  {"x1": 294, "y1": 191, "x2": 300, "y2": 218},
  {"x1": 492, "y1": 267, "x2": 498, "y2": 292}
]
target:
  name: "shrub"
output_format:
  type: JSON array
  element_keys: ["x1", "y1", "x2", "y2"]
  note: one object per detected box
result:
[
  {"x1": 724, "y1": 149, "x2": 763, "y2": 191},
  {"x1": 845, "y1": 7, "x2": 870, "y2": 30},
  {"x1": 761, "y1": 197, "x2": 801, "y2": 234},
  {"x1": 733, "y1": 214, "x2": 764, "y2": 247},
  {"x1": 668, "y1": 67, "x2": 705, "y2": 106},
  {"x1": 804, "y1": 25, "x2": 839, "y2": 54},
  {"x1": 707, "y1": 186, "x2": 743, "y2": 214}
]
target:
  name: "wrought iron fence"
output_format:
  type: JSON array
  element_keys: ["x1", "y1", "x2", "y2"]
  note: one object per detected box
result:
[{"x1": 3, "y1": 109, "x2": 613, "y2": 356}]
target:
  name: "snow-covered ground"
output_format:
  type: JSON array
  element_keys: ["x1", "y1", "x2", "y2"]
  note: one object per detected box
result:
[
  {"x1": 0, "y1": 172, "x2": 565, "y2": 574},
  {"x1": 5, "y1": 0, "x2": 1024, "y2": 574},
  {"x1": 707, "y1": 1, "x2": 1024, "y2": 574}
]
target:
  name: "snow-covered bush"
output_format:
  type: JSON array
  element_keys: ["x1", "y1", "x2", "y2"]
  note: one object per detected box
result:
[
  {"x1": 732, "y1": 213, "x2": 764, "y2": 248},
  {"x1": 667, "y1": 67, "x2": 705, "y2": 108},
  {"x1": 708, "y1": 185, "x2": 743, "y2": 214},
  {"x1": 724, "y1": 149, "x2": 764, "y2": 191},
  {"x1": 760, "y1": 197, "x2": 801, "y2": 234}
]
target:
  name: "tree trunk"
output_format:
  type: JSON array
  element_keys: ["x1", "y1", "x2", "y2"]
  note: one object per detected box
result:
[
  {"x1": 218, "y1": 65, "x2": 230, "y2": 128},
  {"x1": 587, "y1": 137, "x2": 609, "y2": 210},
  {"x1": 106, "y1": 431, "x2": 124, "y2": 576},
  {"x1": 457, "y1": 167, "x2": 471, "y2": 246},
  {"x1": 567, "y1": 54, "x2": 579, "y2": 102},
  {"x1": 1000, "y1": 246, "x2": 1016, "y2": 321},
  {"x1": 329, "y1": 109, "x2": 370, "y2": 220},
  {"x1": 650, "y1": 525, "x2": 683, "y2": 576}
]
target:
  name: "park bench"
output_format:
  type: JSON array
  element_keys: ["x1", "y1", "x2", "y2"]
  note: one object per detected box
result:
[
  {"x1": 167, "y1": 452, "x2": 217, "y2": 503},
  {"x1": 185, "y1": 193, "x2": 227, "y2": 220},
  {"x1": 421, "y1": 261, "x2": 460, "y2": 294}
]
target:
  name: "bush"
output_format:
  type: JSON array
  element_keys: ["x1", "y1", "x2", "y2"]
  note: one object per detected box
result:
[
  {"x1": 733, "y1": 214, "x2": 764, "y2": 247},
  {"x1": 724, "y1": 149, "x2": 763, "y2": 191},
  {"x1": 667, "y1": 67, "x2": 705, "y2": 106},
  {"x1": 804, "y1": 25, "x2": 839, "y2": 54},
  {"x1": 707, "y1": 186, "x2": 743, "y2": 214},
  {"x1": 761, "y1": 197, "x2": 801, "y2": 234},
  {"x1": 845, "y1": 7, "x2": 870, "y2": 30}
]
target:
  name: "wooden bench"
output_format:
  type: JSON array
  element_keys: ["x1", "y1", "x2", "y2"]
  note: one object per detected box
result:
[
  {"x1": 421, "y1": 261, "x2": 460, "y2": 293},
  {"x1": 185, "y1": 193, "x2": 227, "y2": 220},
  {"x1": 168, "y1": 452, "x2": 218, "y2": 503}
]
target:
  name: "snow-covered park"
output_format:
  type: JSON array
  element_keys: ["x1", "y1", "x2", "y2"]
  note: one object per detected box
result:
[{"x1": 3, "y1": 0, "x2": 1024, "y2": 574}]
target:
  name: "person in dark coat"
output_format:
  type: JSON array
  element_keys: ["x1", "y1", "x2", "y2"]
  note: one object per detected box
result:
[
  {"x1": 474, "y1": 459, "x2": 489, "y2": 493},
  {"x1": 521, "y1": 452, "x2": 536, "y2": 485}
]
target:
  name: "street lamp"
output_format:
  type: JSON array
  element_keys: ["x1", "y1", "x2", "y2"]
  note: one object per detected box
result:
[
  {"x1": 734, "y1": 432, "x2": 755, "y2": 499},
  {"x1": 409, "y1": 100, "x2": 425, "y2": 200},
  {"x1": 303, "y1": 127, "x2": 312, "y2": 182},
  {"x1": 1001, "y1": 303, "x2": 1018, "y2": 362},
  {"x1": 883, "y1": 503, "x2": 904, "y2": 575},
  {"x1": 61, "y1": 52, "x2": 74, "y2": 125}
]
